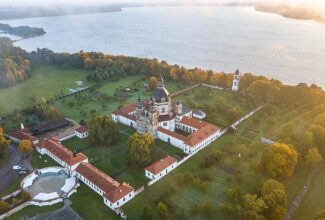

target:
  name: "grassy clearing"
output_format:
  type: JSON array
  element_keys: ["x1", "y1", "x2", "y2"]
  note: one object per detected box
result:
[
  {"x1": 70, "y1": 183, "x2": 120, "y2": 220},
  {"x1": 175, "y1": 87, "x2": 256, "y2": 127},
  {"x1": 5, "y1": 203, "x2": 63, "y2": 220},
  {"x1": 0, "y1": 65, "x2": 90, "y2": 115}
]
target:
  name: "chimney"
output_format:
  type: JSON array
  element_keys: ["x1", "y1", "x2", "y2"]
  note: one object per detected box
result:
[
  {"x1": 21, "y1": 123, "x2": 24, "y2": 130},
  {"x1": 73, "y1": 150, "x2": 77, "y2": 157}
]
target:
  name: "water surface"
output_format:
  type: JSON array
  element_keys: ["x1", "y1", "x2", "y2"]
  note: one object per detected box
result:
[{"x1": 2, "y1": 6, "x2": 325, "y2": 87}]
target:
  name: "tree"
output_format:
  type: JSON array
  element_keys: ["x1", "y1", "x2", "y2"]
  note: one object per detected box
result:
[
  {"x1": 314, "y1": 208, "x2": 325, "y2": 220},
  {"x1": 88, "y1": 115, "x2": 120, "y2": 145},
  {"x1": 0, "y1": 200, "x2": 9, "y2": 213},
  {"x1": 18, "y1": 140, "x2": 33, "y2": 154},
  {"x1": 309, "y1": 125, "x2": 325, "y2": 151},
  {"x1": 21, "y1": 191, "x2": 31, "y2": 200},
  {"x1": 260, "y1": 143, "x2": 298, "y2": 179},
  {"x1": 305, "y1": 148, "x2": 323, "y2": 166},
  {"x1": 242, "y1": 194, "x2": 267, "y2": 213},
  {"x1": 127, "y1": 132, "x2": 153, "y2": 167},
  {"x1": 261, "y1": 179, "x2": 287, "y2": 220},
  {"x1": 157, "y1": 201, "x2": 169, "y2": 218},
  {"x1": 242, "y1": 210, "x2": 266, "y2": 220},
  {"x1": 149, "y1": 76, "x2": 158, "y2": 90},
  {"x1": 141, "y1": 204, "x2": 152, "y2": 219},
  {"x1": 0, "y1": 128, "x2": 10, "y2": 160}
]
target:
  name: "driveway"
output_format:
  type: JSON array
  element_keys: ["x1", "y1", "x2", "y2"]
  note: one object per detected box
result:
[{"x1": 0, "y1": 144, "x2": 23, "y2": 193}]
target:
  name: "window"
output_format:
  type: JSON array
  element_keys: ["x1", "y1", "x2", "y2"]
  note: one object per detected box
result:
[
  {"x1": 117, "y1": 202, "x2": 119, "y2": 206},
  {"x1": 163, "y1": 122, "x2": 167, "y2": 126}
]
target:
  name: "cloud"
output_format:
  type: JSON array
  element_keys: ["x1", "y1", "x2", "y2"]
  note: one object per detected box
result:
[{"x1": 0, "y1": 0, "x2": 324, "y2": 8}]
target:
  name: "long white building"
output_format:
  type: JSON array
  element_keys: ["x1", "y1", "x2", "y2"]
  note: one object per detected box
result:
[{"x1": 35, "y1": 137, "x2": 134, "y2": 212}]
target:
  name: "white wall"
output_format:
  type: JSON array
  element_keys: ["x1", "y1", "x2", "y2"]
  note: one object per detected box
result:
[
  {"x1": 157, "y1": 130, "x2": 184, "y2": 150},
  {"x1": 145, "y1": 161, "x2": 177, "y2": 181},
  {"x1": 112, "y1": 114, "x2": 136, "y2": 129},
  {"x1": 104, "y1": 191, "x2": 134, "y2": 209}
]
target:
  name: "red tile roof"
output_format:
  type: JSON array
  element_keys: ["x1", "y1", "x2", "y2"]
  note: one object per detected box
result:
[
  {"x1": 112, "y1": 103, "x2": 136, "y2": 115},
  {"x1": 76, "y1": 162, "x2": 120, "y2": 193},
  {"x1": 120, "y1": 113, "x2": 136, "y2": 121},
  {"x1": 104, "y1": 183, "x2": 134, "y2": 203},
  {"x1": 184, "y1": 124, "x2": 220, "y2": 147},
  {"x1": 180, "y1": 116, "x2": 209, "y2": 130},
  {"x1": 145, "y1": 155, "x2": 177, "y2": 175},
  {"x1": 8, "y1": 129, "x2": 38, "y2": 143},
  {"x1": 36, "y1": 138, "x2": 88, "y2": 166},
  {"x1": 157, "y1": 127, "x2": 185, "y2": 141},
  {"x1": 158, "y1": 113, "x2": 175, "y2": 122},
  {"x1": 75, "y1": 126, "x2": 88, "y2": 134},
  {"x1": 76, "y1": 163, "x2": 134, "y2": 203}
]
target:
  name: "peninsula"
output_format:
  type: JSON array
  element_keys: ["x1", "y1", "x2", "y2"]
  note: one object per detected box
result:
[
  {"x1": 255, "y1": 3, "x2": 325, "y2": 23},
  {"x1": 0, "y1": 23, "x2": 45, "y2": 39}
]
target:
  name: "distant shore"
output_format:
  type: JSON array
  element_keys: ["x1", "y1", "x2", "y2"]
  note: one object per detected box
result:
[
  {"x1": 0, "y1": 6, "x2": 122, "y2": 20},
  {"x1": 255, "y1": 4, "x2": 325, "y2": 23},
  {"x1": 0, "y1": 23, "x2": 45, "y2": 39}
]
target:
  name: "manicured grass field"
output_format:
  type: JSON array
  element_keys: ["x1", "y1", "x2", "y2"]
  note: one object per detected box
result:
[{"x1": 0, "y1": 65, "x2": 90, "y2": 115}]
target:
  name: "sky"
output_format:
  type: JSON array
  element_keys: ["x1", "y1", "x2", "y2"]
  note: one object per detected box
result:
[{"x1": 0, "y1": 0, "x2": 324, "y2": 8}]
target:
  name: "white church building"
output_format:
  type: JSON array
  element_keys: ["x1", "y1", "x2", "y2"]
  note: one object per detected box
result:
[{"x1": 112, "y1": 76, "x2": 222, "y2": 155}]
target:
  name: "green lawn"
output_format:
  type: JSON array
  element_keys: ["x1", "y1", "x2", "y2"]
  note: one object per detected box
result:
[
  {"x1": 175, "y1": 87, "x2": 257, "y2": 127},
  {"x1": 5, "y1": 203, "x2": 63, "y2": 220},
  {"x1": 70, "y1": 183, "x2": 120, "y2": 220},
  {"x1": 0, "y1": 65, "x2": 90, "y2": 115}
]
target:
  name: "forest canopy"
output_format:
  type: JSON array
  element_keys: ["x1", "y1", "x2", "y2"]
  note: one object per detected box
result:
[{"x1": 0, "y1": 37, "x2": 32, "y2": 88}]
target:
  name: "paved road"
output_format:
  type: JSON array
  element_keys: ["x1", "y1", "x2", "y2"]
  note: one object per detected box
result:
[
  {"x1": 0, "y1": 144, "x2": 23, "y2": 193},
  {"x1": 285, "y1": 163, "x2": 323, "y2": 220}
]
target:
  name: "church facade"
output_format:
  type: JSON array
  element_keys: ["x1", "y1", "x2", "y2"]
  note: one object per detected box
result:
[{"x1": 112, "y1": 76, "x2": 221, "y2": 154}]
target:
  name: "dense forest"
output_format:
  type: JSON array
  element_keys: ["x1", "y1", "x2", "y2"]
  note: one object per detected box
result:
[
  {"x1": 0, "y1": 37, "x2": 31, "y2": 88},
  {"x1": 0, "y1": 23, "x2": 46, "y2": 39}
]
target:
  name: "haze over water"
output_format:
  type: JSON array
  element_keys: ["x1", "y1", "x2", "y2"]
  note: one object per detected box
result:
[{"x1": 2, "y1": 6, "x2": 325, "y2": 87}]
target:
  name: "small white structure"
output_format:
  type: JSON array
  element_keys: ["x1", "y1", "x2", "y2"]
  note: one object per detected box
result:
[
  {"x1": 21, "y1": 167, "x2": 79, "y2": 206},
  {"x1": 145, "y1": 155, "x2": 178, "y2": 180},
  {"x1": 193, "y1": 110, "x2": 206, "y2": 120},
  {"x1": 75, "y1": 126, "x2": 88, "y2": 139},
  {"x1": 232, "y1": 69, "x2": 241, "y2": 91}
]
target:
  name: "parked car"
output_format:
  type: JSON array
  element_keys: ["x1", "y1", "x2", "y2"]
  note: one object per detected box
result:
[
  {"x1": 13, "y1": 165, "x2": 22, "y2": 170},
  {"x1": 19, "y1": 170, "x2": 27, "y2": 175}
]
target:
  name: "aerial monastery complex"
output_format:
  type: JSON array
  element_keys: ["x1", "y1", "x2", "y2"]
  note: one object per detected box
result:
[
  {"x1": 2, "y1": 72, "x2": 245, "y2": 218},
  {"x1": 112, "y1": 75, "x2": 222, "y2": 154}
]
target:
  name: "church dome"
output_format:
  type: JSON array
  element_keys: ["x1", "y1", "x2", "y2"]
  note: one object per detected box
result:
[
  {"x1": 153, "y1": 87, "x2": 170, "y2": 103},
  {"x1": 152, "y1": 74, "x2": 170, "y2": 103}
]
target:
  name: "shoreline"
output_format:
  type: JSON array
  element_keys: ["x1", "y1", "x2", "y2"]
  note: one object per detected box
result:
[
  {"x1": 0, "y1": 7, "x2": 122, "y2": 21},
  {"x1": 255, "y1": 4, "x2": 325, "y2": 24}
]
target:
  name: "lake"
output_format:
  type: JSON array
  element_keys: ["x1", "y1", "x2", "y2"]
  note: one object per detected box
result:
[{"x1": 2, "y1": 6, "x2": 325, "y2": 87}]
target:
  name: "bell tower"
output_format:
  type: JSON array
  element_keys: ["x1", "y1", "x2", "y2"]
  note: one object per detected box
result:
[{"x1": 232, "y1": 69, "x2": 241, "y2": 92}]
